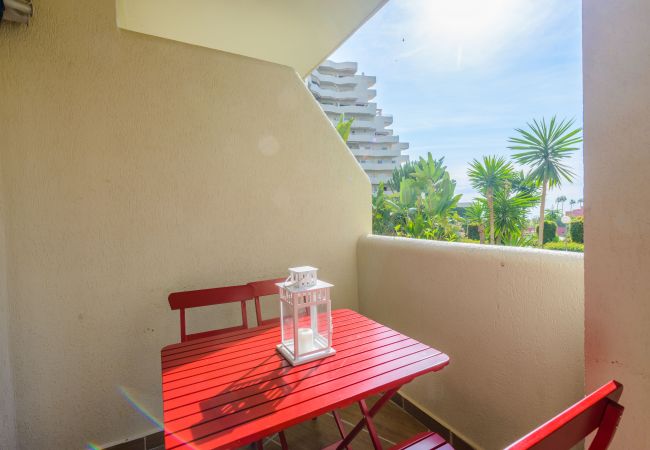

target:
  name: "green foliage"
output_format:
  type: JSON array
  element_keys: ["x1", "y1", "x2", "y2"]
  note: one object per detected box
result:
[
  {"x1": 543, "y1": 241, "x2": 584, "y2": 252},
  {"x1": 509, "y1": 170, "x2": 539, "y2": 196},
  {"x1": 536, "y1": 221, "x2": 557, "y2": 244},
  {"x1": 501, "y1": 233, "x2": 537, "y2": 247},
  {"x1": 467, "y1": 155, "x2": 514, "y2": 244},
  {"x1": 387, "y1": 162, "x2": 417, "y2": 193},
  {"x1": 372, "y1": 183, "x2": 392, "y2": 235},
  {"x1": 570, "y1": 216, "x2": 584, "y2": 243},
  {"x1": 491, "y1": 187, "x2": 539, "y2": 242},
  {"x1": 467, "y1": 156, "x2": 514, "y2": 194},
  {"x1": 508, "y1": 116, "x2": 583, "y2": 189},
  {"x1": 335, "y1": 114, "x2": 354, "y2": 142},
  {"x1": 467, "y1": 224, "x2": 480, "y2": 241},
  {"x1": 508, "y1": 116, "x2": 582, "y2": 245},
  {"x1": 544, "y1": 208, "x2": 564, "y2": 227},
  {"x1": 371, "y1": 153, "x2": 463, "y2": 242}
]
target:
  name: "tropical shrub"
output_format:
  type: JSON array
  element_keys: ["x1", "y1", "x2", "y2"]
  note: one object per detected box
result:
[
  {"x1": 536, "y1": 220, "x2": 557, "y2": 244},
  {"x1": 501, "y1": 233, "x2": 537, "y2": 247},
  {"x1": 467, "y1": 224, "x2": 480, "y2": 241},
  {"x1": 543, "y1": 241, "x2": 584, "y2": 252},
  {"x1": 371, "y1": 153, "x2": 463, "y2": 241},
  {"x1": 335, "y1": 114, "x2": 354, "y2": 141},
  {"x1": 570, "y1": 216, "x2": 584, "y2": 243}
]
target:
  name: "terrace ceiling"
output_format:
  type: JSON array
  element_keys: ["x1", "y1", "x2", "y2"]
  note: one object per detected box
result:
[{"x1": 115, "y1": 0, "x2": 387, "y2": 77}]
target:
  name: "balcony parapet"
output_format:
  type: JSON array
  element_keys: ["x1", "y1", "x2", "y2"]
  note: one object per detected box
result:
[{"x1": 357, "y1": 234, "x2": 584, "y2": 449}]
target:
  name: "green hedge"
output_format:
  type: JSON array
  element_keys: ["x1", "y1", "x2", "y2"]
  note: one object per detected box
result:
[
  {"x1": 570, "y1": 216, "x2": 584, "y2": 243},
  {"x1": 536, "y1": 221, "x2": 557, "y2": 244},
  {"x1": 543, "y1": 241, "x2": 584, "y2": 252},
  {"x1": 467, "y1": 224, "x2": 480, "y2": 241}
]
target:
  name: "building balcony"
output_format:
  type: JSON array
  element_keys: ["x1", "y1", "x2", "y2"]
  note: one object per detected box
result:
[
  {"x1": 349, "y1": 115, "x2": 393, "y2": 130},
  {"x1": 348, "y1": 133, "x2": 400, "y2": 143},
  {"x1": 310, "y1": 72, "x2": 376, "y2": 88},
  {"x1": 321, "y1": 102, "x2": 378, "y2": 116},
  {"x1": 350, "y1": 147, "x2": 405, "y2": 158},
  {"x1": 358, "y1": 160, "x2": 401, "y2": 171},
  {"x1": 309, "y1": 83, "x2": 376, "y2": 102},
  {"x1": 318, "y1": 60, "x2": 358, "y2": 74}
]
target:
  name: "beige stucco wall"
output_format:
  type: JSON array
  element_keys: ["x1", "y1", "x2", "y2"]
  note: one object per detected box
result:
[
  {"x1": 358, "y1": 235, "x2": 584, "y2": 450},
  {"x1": 584, "y1": 1, "x2": 650, "y2": 448},
  {"x1": 0, "y1": 156, "x2": 17, "y2": 450},
  {"x1": 0, "y1": 1, "x2": 370, "y2": 448}
]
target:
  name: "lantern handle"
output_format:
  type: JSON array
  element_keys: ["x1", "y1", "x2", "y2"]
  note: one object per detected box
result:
[{"x1": 284, "y1": 274, "x2": 296, "y2": 287}]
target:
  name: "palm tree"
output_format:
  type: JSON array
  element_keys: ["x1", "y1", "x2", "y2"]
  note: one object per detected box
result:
[
  {"x1": 569, "y1": 199, "x2": 576, "y2": 211},
  {"x1": 508, "y1": 116, "x2": 583, "y2": 245},
  {"x1": 465, "y1": 201, "x2": 487, "y2": 244},
  {"x1": 491, "y1": 187, "x2": 539, "y2": 243},
  {"x1": 578, "y1": 198, "x2": 583, "y2": 208},
  {"x1": 556, "y1": 195, "x2": 567, "y2": 213},
  {"x1": 467, "y1": 156, "x2": 513, "y2": 244}
]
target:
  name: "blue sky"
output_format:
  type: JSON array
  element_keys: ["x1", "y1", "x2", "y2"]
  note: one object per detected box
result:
[{"x1": 331, "y1": 0, "x2": 583, "y2": 206}]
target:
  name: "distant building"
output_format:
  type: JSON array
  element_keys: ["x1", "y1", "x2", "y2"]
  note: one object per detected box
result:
[
  {"x1": 566, "y1": 207, "x2": 584, "y2": 217},
  {"x1": 307, "y1": 60, "x2": 409, "y2": 192}
]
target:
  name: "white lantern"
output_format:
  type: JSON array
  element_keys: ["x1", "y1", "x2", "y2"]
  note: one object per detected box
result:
[{"x1": 276, "y1": 266, "x2": 335, "y2": 365}]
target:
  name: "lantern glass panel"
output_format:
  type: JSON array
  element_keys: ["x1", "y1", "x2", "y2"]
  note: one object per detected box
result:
[
  {"x1": 280, "y1": 300, "x2": 295, "y2": 359},
  {"x1": 312, "y1": 303, "x2": 331, "y2": 349}
]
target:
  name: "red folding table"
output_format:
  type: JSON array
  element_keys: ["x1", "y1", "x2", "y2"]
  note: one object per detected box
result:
[{"x1": 161, "y1": 309, "x2": 450, "y2": 449}]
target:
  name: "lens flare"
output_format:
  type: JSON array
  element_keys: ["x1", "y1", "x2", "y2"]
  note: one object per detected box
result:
[{"x1": 117, "y1": 386, "x2": 163, "y2": 429}]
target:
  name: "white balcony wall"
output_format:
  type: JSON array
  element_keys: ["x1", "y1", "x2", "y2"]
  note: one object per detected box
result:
[
  {"x1": 0, "y1": 156, "x2": 16, "y2": 450},
  {"x1": 351, "y1": 116, "x2": 393, "y2": 130},
  {"x1": 351, "y1": 148, "x2": 404, "y2": 158},
  {"x1": 310, "y1": 83, "x2": 376, "y2": 102},
  {"x1": 358, "y1": 161, "x2": 400, "y2": 171},
  {"x1": 348, "y1": 133, "x2": 399, "y2": 143},
  {"x1": 311, "y1": 72, "x2": 376, "y2": 87},
  {"x1": 584, "y1": 0, "x2": 650, "y2": 447},
  {"x1": 319, "y1": 60, "x2": 358, "y2": 72},
  {"x1": 321, "y1": 102, "x2": 378, "y2": 116},
  {"x1": 358, "y1": 235, "x2": 584, "y2": 449},
  {"x1": 0, "y1": 1, "x2": 371, "y2": 448}
]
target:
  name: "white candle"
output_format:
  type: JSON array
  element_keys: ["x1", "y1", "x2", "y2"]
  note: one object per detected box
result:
[{"x1": 297, "y1": 327, "x2": 314, "y2": 353}]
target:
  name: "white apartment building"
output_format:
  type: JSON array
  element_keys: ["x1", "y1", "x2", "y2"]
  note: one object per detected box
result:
[{"x1": 308, "y1": 60, "x2": 409, "y2": 192}]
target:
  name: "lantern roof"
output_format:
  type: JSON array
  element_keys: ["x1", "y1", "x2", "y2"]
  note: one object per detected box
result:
[
  {"x1": 276, "y1": 279, "x2": 333, "y2": 293},
  {"x1": 289, "y1": 265, "x2": 318, "y2": 273}
]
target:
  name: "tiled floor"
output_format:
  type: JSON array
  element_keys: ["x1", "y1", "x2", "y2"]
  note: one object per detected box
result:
[{"x1": 243, "y1": 396, "x2": 428, "y2": 450}]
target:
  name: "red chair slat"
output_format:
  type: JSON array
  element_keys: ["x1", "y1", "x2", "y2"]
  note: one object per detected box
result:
[
  {"x1": 390, "y1": 431, "x2": 448, "y2": 450},
  {"x1": 248, "y1": 277, "x2": 285, "y2": 326},
  {"x1": 505, "y1": 380, "x2": 624, "y2": 450},
  {"x1": 168, "y1": 284, "x2": 254, "y2": 342}
]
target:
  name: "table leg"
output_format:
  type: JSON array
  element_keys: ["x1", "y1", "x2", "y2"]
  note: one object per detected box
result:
[
  {"x1": 332, "y1": 410, "x2": 351, "y2": 450},
  {"x1": 332, "y1": 387, "x2": 401, "y2": 450},
  {"x1": 278, "y1": 431, "x2": 289, "y2": 450}
]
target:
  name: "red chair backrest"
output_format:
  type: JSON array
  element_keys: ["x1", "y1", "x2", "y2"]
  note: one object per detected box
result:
[
  {"x1": 247, "y1": 277, "x2": 285, "y2": 326},
  {"x1": 168, "y1": 284, "x2": 254, "y2": 342},
  {"x1": 505, "y1": 380, "x2": 624, "y2": 450}
]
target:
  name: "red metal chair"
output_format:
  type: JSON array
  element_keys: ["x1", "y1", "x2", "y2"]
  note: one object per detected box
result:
[
  {"x1": 391, "y1": 380, "x2": 624, "y2": 450},
  {"x1": 168, "y1": 284, "x2": 254, "y2": 342},
  {"x1": 505, "y1": 380, "x2": 624, "y2": 450},
  {"x1": 168, "y1": 282, "x2": 289, "y2": 449},
  {"x1": 248, "y1": 277, "x2": 285, "y2": 327}
]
